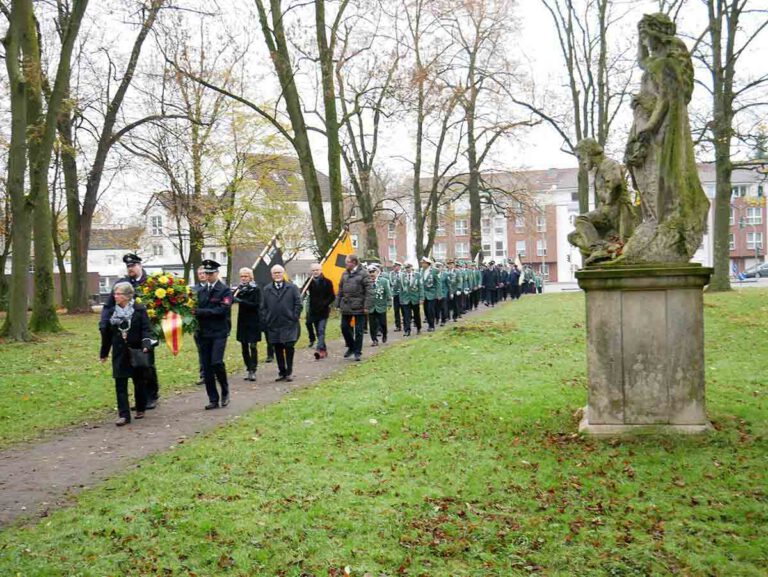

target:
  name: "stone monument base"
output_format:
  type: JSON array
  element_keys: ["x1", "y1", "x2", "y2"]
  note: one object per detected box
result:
[{"x1": 576, "y1": 264, "x2": 713, "y2": 437}]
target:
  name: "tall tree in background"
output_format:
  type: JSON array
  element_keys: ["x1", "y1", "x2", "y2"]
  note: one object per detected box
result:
[
  {"x1": 441, "y1": 0, "x2": 534, "y2": 260},
  {"x1": 1, "y1": 0, "x2": 88, "y2": 338},
  {"x1": 58, "y1": 0, "x2": 163, "y2": 313},
  {"x1": 697, "y1": 0, "x2": 768, "y2": 291},
  {"x1": 513, "y1": 0, "x2": 634, "y2": 215}
]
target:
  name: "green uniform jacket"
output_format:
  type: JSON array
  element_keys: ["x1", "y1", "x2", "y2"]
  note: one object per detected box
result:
[
  {"x1": 461, "y1": 269, "x2": 472, "y2": 293},
  {"x1": 436, "y1": 271, "x2": 447, "y2": 299},
  {"x1": 370, "y1": 276, "x2": 392, "y2": 313},
  {"x1": 399, "y1": 271, "x2": 424, "y2": 305},
  {"x1": 387, "y1": 271, "x2": 402, "y2": 297},
  {"x1": 474, "y1": 270, "x2": 482, "y2": 289},
  {"x1": 445, "y1": 269, "x2": 461, "y2": 296},
  {"x1": 422, "y1": 267, "x2": 440, "y2": 301}
]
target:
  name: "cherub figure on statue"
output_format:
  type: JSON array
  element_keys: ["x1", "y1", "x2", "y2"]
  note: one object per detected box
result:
[{"x1": 568, "y1": 138, "x2": 639, "y2": 265}]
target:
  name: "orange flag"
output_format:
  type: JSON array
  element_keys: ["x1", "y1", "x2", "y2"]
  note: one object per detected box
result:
[
  {"x1": 161, "y1": 311, "x2": 184, "y2": 356},
  {"x1": 322, "y1": 230, "x2": 354, "y2": 294}
]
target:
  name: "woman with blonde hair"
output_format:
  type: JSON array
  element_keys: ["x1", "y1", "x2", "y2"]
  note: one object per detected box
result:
[{"x1": 233, "y1": 267, "x2": 262, "y2": 381}]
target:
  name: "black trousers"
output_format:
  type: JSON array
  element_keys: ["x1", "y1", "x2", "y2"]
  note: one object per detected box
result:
[
  {"x1": 267, "y1": 342, "x2": 274, "y2": 360},
  {"x1": 273, "y1": 342, "x2": 295, "y2": 376},
  {"x1": 437, "y1": 298, "x2": 447, "y2": 324},
  {"x1": 369, "y1": 311, "x2": 387, "y2": 342},
  {"x1": 448, "y1": 295, "x2": 459, "y2": 320},
  {"x1": 115, "y1": 376, "x2": 147, "y2": 419},
  {"x1": 240, "y1": 341, "x2": 258, "y2": 372},
  {"x1": 423, "y1": 298, "x2": 437, "y2": 329},
  {"x1": 393, "y1": 295, "x2": 402, "y2": 330},
  {"x1": 145, "y1": 348, "x2": 159, "y2": 400},
  {"x1": 194, "y1": 332, "x2": 204, "y2": 378},
  {"x1": 200, "y1": 336, "x2": 229, "y2": 404},
  {"x1": 472, "y1": 290, "x2": 480, "y2": 308},
  {"x1": 341, "y1": 313, "x2": 367, "y2": 355},
  {"x1": 401, "y1": 303, "x2": 422, "y2": 333}
]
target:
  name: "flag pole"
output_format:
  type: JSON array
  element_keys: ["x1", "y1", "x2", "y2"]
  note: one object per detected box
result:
[
  {"x1": 251, "y1": 233, "x2": 279, "y2": 269},
  {"x1": 301, "y1": 226, "x2": 349, "y2": 296}
]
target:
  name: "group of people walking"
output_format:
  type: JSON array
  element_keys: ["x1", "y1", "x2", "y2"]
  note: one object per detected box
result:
[{"x1": 99, "y1": 252, "x2": 542, "y2": 425}]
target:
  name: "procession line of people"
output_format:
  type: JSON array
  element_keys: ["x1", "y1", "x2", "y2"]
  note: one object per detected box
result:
[{"x1": 100, "y1": 252, "x2": 542, "y2": 425}]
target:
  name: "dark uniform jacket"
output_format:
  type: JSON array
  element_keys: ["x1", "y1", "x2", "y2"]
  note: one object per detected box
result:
[
  {"x1": 195, "y1": 280, "x2": 233, "y2": 339},
  {"x1": 336, "y1": 266, "x2": 373, "y2": 315},
  {"x1": 234, "y1": 282, "x2": 262, "y2": 343},
  {"x1": 260, "y1": 282, "x2": 303, "y2": 344},
  {"x1": 99, "y1": 272, "x2": 149, "y2": 329},
  {"x1": 100, "y1": 304, "x2": 153, "y2": 379},
  {"x1": 306, "y1": 276, "x2": 335, "y2": 321}
]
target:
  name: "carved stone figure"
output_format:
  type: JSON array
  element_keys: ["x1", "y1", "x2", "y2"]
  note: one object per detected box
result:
[
  {"x1": 621, "y1": 13, "x2": 710, "y2": 263},
  {"x1": 568, "y1": 139, "x2": 639, "y2": 265}
]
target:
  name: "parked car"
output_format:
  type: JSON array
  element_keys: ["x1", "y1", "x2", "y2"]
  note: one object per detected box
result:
[{"x1": 742, "y1": 262, "x2": 768, "y2": 278}]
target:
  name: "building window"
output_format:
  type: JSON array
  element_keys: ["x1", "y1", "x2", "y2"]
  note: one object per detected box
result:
[
  {"x1": 436, "y1": 220, "x2": 446, "y2": 236},
  {"x1": 494, "y1": 240, "x2": 505, "y2": 257},
  {"x1": 209, "y1": 251, "x2": 216, "y2": 260},
  {"x1": 729, "y1": 233, "x2": 735, "y2": 251},
  {"x1": 539, "y1": 263, "x2": 549, "y2": 277},
  {"x1": 758, "y1": 185, "x2": 764, "y2": 198},
  {"x1": 746, "y1": 207, "x2": 762, "y2": 225},
  {"x1": 455, "y1": 242, "x2": 469, "y2": 259},
  {"x1": 747, "y1": 232, "x2": 763, "y2": 250},
  {"x1": 482, "y1": 242, "x2": 491, "y2": 255},
  {"x1": 536, "y1": 215, "x2": 547, "y2": 232},
  {"x1": 388, "y1": 241, "x2": 397, "y2": 261},
  {"x1": 349, "y1": 206, "x2": 358, "y2": 218},
  {"x1": 153, "y1": 244, "x2": 163, "y2": 257},
  {"x1": 99, "y1": 277, "x2": 111, "y2": 294},
  {"x1": 481, "y1": 218, "x2": 491, "y2": 235},
  {"x1": 351, "y1": 234, "x2": 359, "y2": 249},
  {"x1": 516, "y1": 240, "x2": 526, "y2": 257},
  {"x1": 454, "y1": 219, "x2": 468, "y2": 236},
  {"x1": 537, "y1": 239, "x2": 547, "y2": 256},
  {"x1": 494, "y1": 217, "x2": 505, "y2": 235},
  {"x1": 150, "y1": 215, "x2": 163, "y2": 236},
  {"x1": 220, "y1": 252, "x2": 227, "y2": 262},
  {"x1": 388, "y1": 222, "x2": 396, "y2": 239},
  {"x1": 731, "y1": 185, "x2": 748, "y2": 198},
  {"x1": 434, "y1": 242, "x2": 447, "y2": 260},
  {"x1": 107, "y1": 254, "x2": 116, "y2": 266},
  {"x1": 515, "y1": 217, "x2": 525, "y2": 232}
]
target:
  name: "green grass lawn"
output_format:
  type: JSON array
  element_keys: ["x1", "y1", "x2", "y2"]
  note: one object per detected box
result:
[
  {"x1": 0, "y1": 309, "x2": 342, "y2": 448},
  {"x1": 1, "y1": 291, "x2": 767, "y2": 576}
]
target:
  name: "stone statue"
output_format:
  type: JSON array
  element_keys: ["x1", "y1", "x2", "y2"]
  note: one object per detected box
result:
[
  {"x1": 621, "y1": 13, "x2": 710, "y2": 263},
  {"x1": 568, "y1": 139, "x2": 639, "y2": 265}
]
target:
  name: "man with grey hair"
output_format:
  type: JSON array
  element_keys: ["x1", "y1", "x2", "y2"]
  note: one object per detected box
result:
[{"x1": 260, "y1": 265, "x2": 302, "y2": 381}]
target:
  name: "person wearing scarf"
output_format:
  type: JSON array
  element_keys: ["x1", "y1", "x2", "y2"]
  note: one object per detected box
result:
[{"x1": 99, "y1": 282, "x2": 153, "y2": 426}]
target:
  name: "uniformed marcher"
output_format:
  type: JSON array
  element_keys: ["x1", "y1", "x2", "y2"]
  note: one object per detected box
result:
[
  {"x1": 509, "y1": 264, "x2": 521, "y2": 300},
  {"x1": 435, "y1": 262, "x2": 448, "y2": 326},
  {"x1": 100, "y1": 253, "x2": 160, "y2": 408},
  {"x1": 195, "y1": 259, "x2": 233, "y2": 410},
  {"x1": 367, "y1": 264, "x2": 391, "y2": 346},
  {"x1": 445, "y1": 260, "x2": 461, "y2": 322},
  {"x1": 389, "y1": 261, "x2": 403, "y2": 332},
  {"x1": 233, "y1": 267, "x2": 262, "y2": 382},
  {"x1": 192, "y1": 266, "x2": 207, "y2": 385},
  {"x1": 399, "y1": 262, "x2": 424, "y2": 336},
  {"x1": 420, "y1": 256, "x2": 439, "y2": 332}
]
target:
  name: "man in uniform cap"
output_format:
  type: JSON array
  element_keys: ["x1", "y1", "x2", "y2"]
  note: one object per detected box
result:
[
  {"x1": 420, "y1": 256, "x2": 439, "y2": 332},
  {"x1": 195, "y1": 259, "x2": 233, "y2": 410},
  {"x1": 398, "y1": 262, "x2": 423, "y2": 336},
  {"x1": 367, "y1": 264, "x2": 391, "y2": 346},
  {"x1": 100, "y1": 253, "x2": 161, "y2": 409},
  {"x1": 435, "y1": 261, "x2": 448, "y2": 326},
  {"x1": 444, "y1": 259, "x2": 460, "y2": 322},
  {"x1": 389, "y1": 261, "x2": 403, "y2": 331}
]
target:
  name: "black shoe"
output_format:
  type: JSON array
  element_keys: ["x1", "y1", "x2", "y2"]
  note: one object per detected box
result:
[
  {"x1": 371, "y1": 340, "x2": 379, "y2": 347},
  {"x1": 308, "y1": 341, "x2": 315, "y2": 348},
  {"x1": 394, "y1": 328, "x2": 402, "y2": 332},
  {"x1": 275, "y1": 375, "x2": 287, "y2": 382},
  {"x1": 404, "y1": 331, "x2": 411, "y2": 337},
  {"x1": 145, "y1": 398, "x2": 157, "y2": 410},
  {"x1": 221, "y1": 395, "x2": 230, "y2": 407},
  {"x1": 354, "y1": 354, "x2": 361, "y2": 361},
  {"x1": 196, "y1": 377, "x2": 205, "y2": 386},
  {"x1": 134, "y1": 411, "x2": 145, "y2": 419},
  {"x1": 427, "y1": 327, "x2": 435, "y2": 332},
  {"x1": 343, "y1": 349, "x2": 354, "y2": 358},
  {"x1": 314, "y1": 351, "x2": 321, "y2": 360},
  {"x1": 382, "y1": 335, "x2": 387, "y2": 344},
  {"x1": 205, "y1": 402, "x2": 219, "y2": 410},
  {"x1": 246, "y1": 370, "x2": 256, "y2": 381},
  {"x1": 284, "y1": 375, "x2": 294, "y2": 382},
  {"x1": 265, "y1": 356, "x2": 274, "y2": 363},
  {"x1": 115, "y1": 417, "x2": 130, "y2": 427}
]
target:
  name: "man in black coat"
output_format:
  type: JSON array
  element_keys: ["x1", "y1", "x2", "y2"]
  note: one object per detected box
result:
[
  {"x1": 100, "y1": 253, "x2": 160, "y2": 408},
  {"x1": 195, "y1": 259, "x2": 233, "y2": 410},
  {"x1": 260, "y1": 265, "x2": 303, "y2": 382},
  {"x1": 305, "y1": 262, "x2": 335, "y2": 359},
  {"x1": 336, "y1": 254, "x2": 373, "y2": 361}
]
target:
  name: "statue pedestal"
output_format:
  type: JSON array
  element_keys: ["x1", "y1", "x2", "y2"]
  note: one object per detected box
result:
[{"x1": 576, "y1": 264, "x2": 713, "y2": 436}]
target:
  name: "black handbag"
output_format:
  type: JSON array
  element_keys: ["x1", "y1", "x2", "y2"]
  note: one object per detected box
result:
[{"x1": 128, "y1": 348, "x2": 151, "y2": 368}]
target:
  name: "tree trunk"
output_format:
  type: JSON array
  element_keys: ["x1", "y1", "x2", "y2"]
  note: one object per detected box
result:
[
  {"x1": 1, "y1": 5, "x2": 32, "y2": 339},
  {"x1": 710, "y1": 144, "x2": 733, "y2": 291},
  {"x1": 413, "y1": 93, "x2": 425, "y2": 261}
]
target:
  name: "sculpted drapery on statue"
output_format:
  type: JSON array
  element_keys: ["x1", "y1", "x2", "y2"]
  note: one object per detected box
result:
[{"x1": 568, "y1": 13, "x2": 709, "y2": 265}]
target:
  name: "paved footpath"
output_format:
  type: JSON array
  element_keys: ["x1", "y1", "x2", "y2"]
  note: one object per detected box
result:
[{"x1": 0, "y1": 302, "x2": 502, "y2": 527}]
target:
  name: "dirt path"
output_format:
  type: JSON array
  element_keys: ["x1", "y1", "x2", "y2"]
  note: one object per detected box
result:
[{"x1": 0, "y1": 303, "x2": 500, "y2": 527}]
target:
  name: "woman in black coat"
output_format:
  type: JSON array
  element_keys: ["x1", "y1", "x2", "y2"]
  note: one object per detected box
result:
[
  {"x1": 99, "y1": 282, "x2": 153, "y2": 426},
  {"x1": 260, "y1": 265, "x2": 302, "y2": 382},
  {"x1": 233, "y1": 267, "x2": 262, "y2": 381}
]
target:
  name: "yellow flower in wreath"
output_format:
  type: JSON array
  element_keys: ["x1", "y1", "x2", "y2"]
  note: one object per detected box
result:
[
  {"x1": 135, "y1": 297, "x2": 142, "y2": 304},
  {"x1": 159, "y1": 275, "x2": 170, "y2": 285},
  {"x1": 186, "y1": 298, "x2": 195, "y2": 307},
  {"x1": 167, "y1": 288, "x2": 175, "y2": 295},
  {"x1": 155, "y1": 288, "x2": 167, "y2": 299},
  {"x1": 147, "y1": 309, "x2": 157, "y2": 319}
]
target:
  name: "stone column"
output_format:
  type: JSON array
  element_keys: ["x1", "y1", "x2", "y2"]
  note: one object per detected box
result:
[{"x1": 576, "y1": 264, "x2": 713, "y2": 436}]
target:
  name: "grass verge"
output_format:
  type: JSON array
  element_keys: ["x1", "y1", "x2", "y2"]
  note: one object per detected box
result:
[{"x1": 0, "y1": 291, "x2": 766, "y2": 576}]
